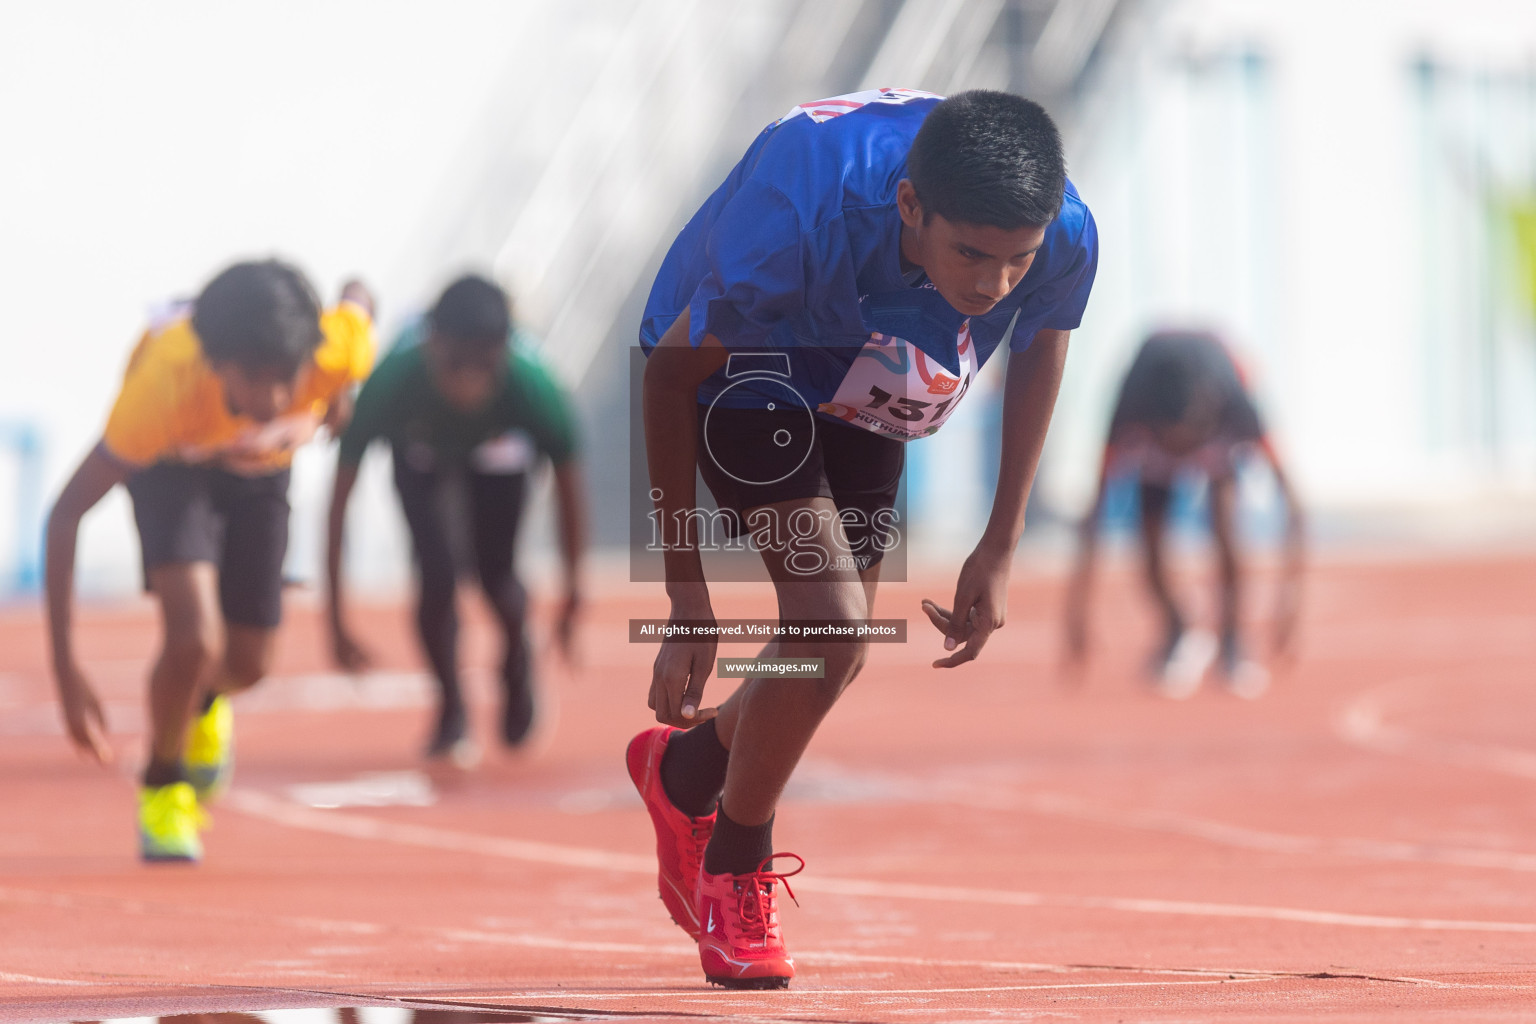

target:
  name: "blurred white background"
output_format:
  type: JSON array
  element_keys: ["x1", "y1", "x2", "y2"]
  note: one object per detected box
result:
[{"x1": 2, "y1": 0, "x2": 1534, "y2": 599}]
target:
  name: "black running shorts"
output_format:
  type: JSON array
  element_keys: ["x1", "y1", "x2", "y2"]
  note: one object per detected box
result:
[
  {"x1": 695, "y1": 406, "x2": 904, "y2": 566},
  {"x1": 126, "y1": 461, "x2": 291, "y2": 629}
]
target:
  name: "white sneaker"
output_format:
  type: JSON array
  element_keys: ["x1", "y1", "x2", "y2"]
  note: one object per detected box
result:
[
  {"x1": 1224, "y1": 659, "x2": 1271, "y2": 700},
  {"x1": 446, "y1": 735, "x2": 484, "y2": 770},
  {"x1": 1153, "y1": 628, "x2": 1217, "y2": 699}
]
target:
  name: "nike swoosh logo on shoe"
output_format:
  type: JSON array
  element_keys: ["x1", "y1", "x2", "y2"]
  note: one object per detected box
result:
[{"x1": 665, "y1": 877, "x2": 699, "y2": 923}]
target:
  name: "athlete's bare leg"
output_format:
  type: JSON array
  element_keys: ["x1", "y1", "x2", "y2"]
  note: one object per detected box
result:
[
  {"x1": 209, "y1": 625, "x2": 279, "y2": 695},
  {"x1": 145, "y1": 562, "x2": 223, "y2": 767},
  {"x1": 1138, "y1": 483, "x2": 1184, "y2": 644},
  {"x1": 1208, "y1": 473, "x2": 1242, "y2": 652},
  {"x1": 705, "y1": 496, "x2": 877, "y2": 827}
]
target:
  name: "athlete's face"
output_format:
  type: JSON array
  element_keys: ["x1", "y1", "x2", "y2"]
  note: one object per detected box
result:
[
  {"x1": 897, "y1": 179, "x2": 1047, "y2": 317},
  {"x1": 427, "y1": 334, "x2": 506, "y2": 412},
  {"x1": 216, "y1": 364, "x2": 301, "y2": 423}
]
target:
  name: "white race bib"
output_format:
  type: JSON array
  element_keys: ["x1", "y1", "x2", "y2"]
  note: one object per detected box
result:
[
  {"x1": 817, "y1": 322, "x2": 978, "y2": 441},
  {"x1": 472, "y1": 430, "x2": 537, "y2": 474}
]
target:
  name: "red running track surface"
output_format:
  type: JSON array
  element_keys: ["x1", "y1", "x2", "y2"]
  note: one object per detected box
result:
[{"x1": 1, "y1": 553, "x2": 1534, "y2": 1022}]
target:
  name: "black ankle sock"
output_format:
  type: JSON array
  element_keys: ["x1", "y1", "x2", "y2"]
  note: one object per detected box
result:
[
  {"x1": 659, "y1": 719, "x2": 730, "y2": 818},
  {"x1": 703, "y1": 802, "x2": 774, "y2": 876},
  {"x1": 427, "y1": 700, "x2": 468, "y2": 756},
  {"x1": 500, "y1": 630, "x2": 534, "y2": 746},
  {"x1": 143, "y1": 759, "x2": 187, "y2": 788},
  {"x1": 501, "y1": 674, "x2": 535, "y2": 747}
]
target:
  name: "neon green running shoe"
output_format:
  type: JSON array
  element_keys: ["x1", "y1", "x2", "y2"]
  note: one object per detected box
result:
[
  {"x1": 139, "y1": 781, "x2": 206, "y2": 863},
  {"x1": 184, "y1": 694, "x2": 234, "y2": 801}
]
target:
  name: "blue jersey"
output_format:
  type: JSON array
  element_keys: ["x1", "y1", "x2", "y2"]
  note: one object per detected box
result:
[{"x1": 640, "y1": 88, "x2": 1098, "y2": 440}]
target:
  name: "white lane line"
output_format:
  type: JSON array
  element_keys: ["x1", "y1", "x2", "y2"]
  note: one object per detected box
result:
[
  {"x1": 0, "y1": 883, "x2": 384, "y2": 937},
  {"x1": 462, "y1": 978, "x2": 1277, "y2": 998},
  {"x1": 799, "y1": 954, "x2": 1445, "y2": 986},
  {"x1": 805, "y1": 876, "x2": 1536, "y2": 933},
  {"x1": 435, "y1": 927, "x2": 689, "y2": 957},
  {"x1": 0, "y1": 671, "x2": 437, "y2": 737},
  {"x1": 5, "y1": 882, "x2": 1512, "y2": 993},
  {"x1": 443, "y1": 926, "x2": 1319, "y2": 981},
  {"x1": 441, "y1": 933, "x2": 1455, "y2": 987},
  {"x1": 225, "y1": 790, "x2": 1536, "y2": 935},
  {"x1": 446, "y1": 975, "x2": 1536, "y2": 1000},
  {"x1": 437, "y1": 925, "x2": 1451, "y2": 986},
  {"x1": 0, "y1": 971, "x2": 96, "y2": 986},
  {"x1": 0, "y1": 894, "x2": 1287, "y2": 987},
  {"x1": 982, "y1": 789, "x2": 1536, "y2": 873},
  {"x1": 226, "y1": 789, "x2": 652, "y2": 873},
  {"x1": 1337, "y1": 676, "x2": 1536, "y2": 781}
]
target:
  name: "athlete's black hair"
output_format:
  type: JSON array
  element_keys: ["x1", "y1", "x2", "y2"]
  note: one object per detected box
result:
[
  {"x1": 193, "y1": 259, "x2": 324, "y2": 376},
  {"x1": 429, "y1": 274, "x2": 510, "y2": 349},
  {"x1": 906, "y1": 90, "x2": 1066, "y2": 229}
]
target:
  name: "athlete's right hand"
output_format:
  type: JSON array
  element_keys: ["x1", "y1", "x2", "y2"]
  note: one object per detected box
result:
[
  {"x1": 650, "y1": 592, "x2": 718, "y2": 727},
  {"x1": 330, "y1": 625, "x2": 373, "y2": 674},
  {"x1": 54, "y1": 662, "x2": 113, "y2": 764},
  {"x1": 339, "y1": 278, "x2": 377, "y2": 320}
]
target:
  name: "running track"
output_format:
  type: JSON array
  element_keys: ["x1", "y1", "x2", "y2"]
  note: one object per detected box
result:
[{"x1": 2, "y1": 553, "x2": 1534, "y2": 1021}]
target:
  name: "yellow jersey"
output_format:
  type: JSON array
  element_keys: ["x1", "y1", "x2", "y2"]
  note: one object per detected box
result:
[{"x1": 102, "y1": 302, "x2": 374, "y2": 471}]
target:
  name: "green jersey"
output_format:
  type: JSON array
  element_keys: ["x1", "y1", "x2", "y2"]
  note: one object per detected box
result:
[{"x1": 339, "y1": 323, "x2": 578, "y2": 470}]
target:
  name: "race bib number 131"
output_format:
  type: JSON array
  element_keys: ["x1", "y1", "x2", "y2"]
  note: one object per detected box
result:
[{"x1": 818, "y1": 324, "x2": 978, "y2": 441}]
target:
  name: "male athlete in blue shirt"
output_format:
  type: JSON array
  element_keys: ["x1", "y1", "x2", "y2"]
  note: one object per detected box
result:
[{"x1": 626, "y1": 88, "x2": 1098, "y2": 988}]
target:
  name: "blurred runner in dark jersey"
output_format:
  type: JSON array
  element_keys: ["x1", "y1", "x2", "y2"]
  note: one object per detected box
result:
[
  {"x1": 328, "y1": 275, "x2": 585, "y2": 762},
  {"x1": 1064, "y1": 329, "x2": 1304, "y2": 698}
]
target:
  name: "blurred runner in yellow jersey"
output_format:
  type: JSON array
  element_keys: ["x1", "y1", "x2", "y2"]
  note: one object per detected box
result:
[{"x1": 45, "y1": 259, "x2": 375, "y2": 861}]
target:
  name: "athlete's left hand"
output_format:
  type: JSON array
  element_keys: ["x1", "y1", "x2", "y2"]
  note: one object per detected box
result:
[{"x1": 923, "y1": 545, "x2": 1010, "y2": 668}]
